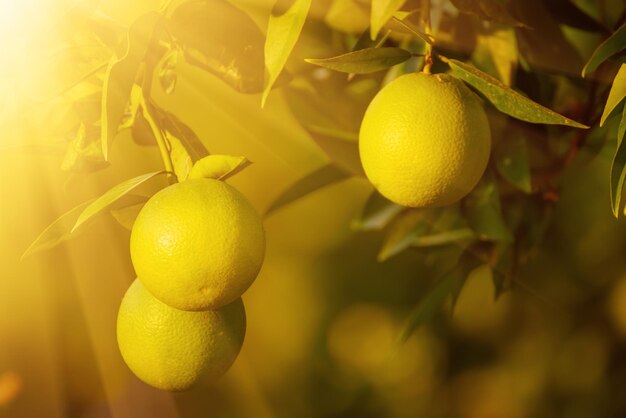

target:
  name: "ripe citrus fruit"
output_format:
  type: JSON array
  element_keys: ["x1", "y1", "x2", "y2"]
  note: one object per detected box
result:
[
  {"x1": 130, "y1": 178, "x2": 265, "y2": 311},
  {"x1": 359, "y1": 72, "x2": 491, "y2": 207},
  {"x1": 117, "y1": 279, "x2": 246, "y2": 391}
]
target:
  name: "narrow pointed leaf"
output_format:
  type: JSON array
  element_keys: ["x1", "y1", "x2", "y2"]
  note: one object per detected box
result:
[
  {"x1": 495, "y1": 132, "x2": 532, "y2": 193},
  {"x1": 442, "y1": 57, "x2": 588, "y2": 128},
  {"x1": 352, "y1": 191, "x2": 403, "y2": 231},
  {"x1": 450, "y1": 0, "x2": 526, "y2": 27},
  {"x1": 398, "y1": 256, "x2": 480, "y2": 343},
  {"x1": 601, "y1": 64, "x2": 626, "y2": 127},
  {"x1": 610, "y1": 106, "x2": 626, "y2": 217},
  {"x1": 378, "y1": 209, "x2": 437, "y2": 261},
  {"x1": 370, "y1": 0, "x2": 406, "y2": 40},
  {"x1": 22, "y1": 200, "x2": 93, "y2": 260},
  {"x1": 188, "y1": 155, "x2": 251, "y2": 181},
  {"x1": 101, "y1": 12, "x2": 164, "y2": 159},
  {"x1": 72, "y1": 171, "x2": 165, "y2": 232},
  {"x1": 305, "y1": 47, "x2": 411, "y2": 74},
  {"x1": 463, "y1": 173, "x2": 513, "y2": 242},
  {"x1": 411, "y1": 228, "x2": 476, "y2": 247},
  {"x1": 110, "y1": 202, "x2": 146, "y2": 230},
  {"x1": 266, "y1": 164, "x2": 349, "y2": 216},
  {"x1": 582, "y1": 23, "x2": 626, "y2": 77},
  {"x1": 262, "y1": 0, "x2": 311, "y2": 107}
]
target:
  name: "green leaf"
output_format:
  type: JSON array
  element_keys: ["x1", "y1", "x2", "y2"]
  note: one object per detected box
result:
[
  {"x1": 72, "y1": 172, "x2": 165, "y2": 233},
  {"x1": 601, "y1": 64, "x2": 626, "y2": 127},
  {"x1": 165, "y1": 132, "x2": 193, "y2": 182},
  {"x1": 544, "y1": 0, "x2": 608, "y2": 34},
  {"x1": 21, "y1": 200, "x2": 93, "y2": 260},
  {"x1": 110, "y1": 199, "x2": 147, "y2": 230},
  {"x1": 352, "y1": 191, "x2": 403, "y2": 231},
  {"x1": 101, "y1": 12, "x2": 164, "y2": 159},
  {"x1": 370, "y1": 0, "x2": 406, "y2": 40},
  {"x1": 463, "y1": 173, "x2": 513, "y2": 242},
  {"x1": 495, "y1": 132, "x2": 532, "y2": 193},
  {"x1": 390, "y1": 16, "x2": 435, "y2": 45},
  {"x1": 187, "y1": 155, "x2": 251, "y2": 181},
  {"x1": 582, "y1": 23, "x2": 626, "y2": 77},
  {"x1": 265, "y1": 164, "x2": 349, "y2": 216},
  {"x1": 398, "y1": 255, "x2": 480, "y2": 343},
  {"x1": 378, "y1": 209, "x2": 437, "y2": 261},
  {"x1": 305, "y1": 47, "x2": 412, "y2": 74},
  {"x1": 450, "y1": 0, "x2": 526, "y2": 27},
  {"x1": 412, "y1": 228, "x2": 476, "y2": 247},
  {"x1": 155, "y1": 109, "x2": 209, "y2": 161},
  {"x1": 512, "y1": 0, "x2": 583, "y2": 75},
  {"x1": 168, "y1": 0, "x2": 266, "y2": 93},
  {"x1": 472, "y1": 27, "x2": 517, "y2": 86},
  {"x1": 262, "y1": 0, "x2": 311, "y2": 107},
  {"x1": 442, "y1": 57, "x2": 589, "y2": 128},
  {"x1": 610, "y1": 105, "x2": 626, "y2": 217}
]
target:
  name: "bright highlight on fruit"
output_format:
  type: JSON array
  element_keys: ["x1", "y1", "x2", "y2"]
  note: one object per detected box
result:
[
  {"x1": 359, "y1": 72, "x2": 492, "y2": 208},
  {"x1": 130, "y1": 178, "x2": 265, "y2": 311},
  {"x1": 117, "y1": 279, "x2": 246, "y2": 391}
]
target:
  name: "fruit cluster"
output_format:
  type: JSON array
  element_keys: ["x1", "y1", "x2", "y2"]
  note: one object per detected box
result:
[{"x1": 117, "y1": 178, "x2": 265, "y2": 391}]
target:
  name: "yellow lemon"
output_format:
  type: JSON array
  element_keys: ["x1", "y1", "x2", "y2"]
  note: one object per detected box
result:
[
  {"x1": 117, "y1": 279, "x2": 246, "y2": 391},
  {"x1": 359, "y1": 72, "x2": 491, "y2": 207},
  {"x1": 130, "y1": 178, "x2": 265, "y2": 311}
]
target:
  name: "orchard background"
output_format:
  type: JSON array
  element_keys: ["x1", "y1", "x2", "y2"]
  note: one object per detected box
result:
[{"x1": 1, "y1": 0, "x2": 626, "y2": 416}]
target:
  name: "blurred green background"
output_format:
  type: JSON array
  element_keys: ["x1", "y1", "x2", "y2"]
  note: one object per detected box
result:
[{"x1": 2, "y1": 0, "x2": 626, "y2": 417}]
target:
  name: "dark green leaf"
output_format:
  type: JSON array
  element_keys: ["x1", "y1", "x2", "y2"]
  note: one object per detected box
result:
[
  {"x1": 463, "y1": 173, "x2": 514, "y2": 242},
  {"x1": 398, "y1": 255, "x2": 480, "y2": 343},
  {"x1": 412, "y1": 228, "x2": 476, "y2": 247},
  {"x1": 450, "y1": 0, "x2": 526, "y2": 27},
  {"x1": 262, "y1": 0, "x2": 311, "y2": 107},
  {"x1": 370, "y1": 0, "x2": 407, "y2": 39},
  {"x1": 601, "y1": 64, "x2": 626, "y2": 127},
  {"x1": 544, "y1": 0, "x2": 608, "y2": 33},
  {"x1": 168, "y1": 0, "x2": 266, "y2": 94},
  {"x1": 610, "y1": 105, "x2": 626, "y2": 217},
  {"x1": 188, "y1": 155, "x2": 251, "y2": 181},
  {"x1": 490, "y1": 243, "x2": 513, "y2": 299},
  {"x1": 305, "y1": 47, "x2": 411, "y2": 74},
  {"x1": 378, "y1": 209, "x2": 436, "y2": 261},
  {"x1": 101, "y1": 12, "x2": 164, "y2": 159},
  {"x1": 512, "y1": 0, "x2": 584, "y2": 75},
  {"x1": 72, "y1": 171, "x2": 166, "y2": 232},
  {"x1": 21, "y1": 200, "x2": 93, "y2": 260},
  {"x1": 265, "y1": 164, "x2": 349, "y2": 216},
  {"x1": 442, "y1": 57, "x2": 589, "y2": 128},
  {"x1": 352, "y1": 191, "x2": 403, "y2": 231},
  {"x1": 582, "y1": 23, "x2": 626, "y2": 77},
  {"x1": 495, "y1": 132, "x2": 532, "y2": 193}
]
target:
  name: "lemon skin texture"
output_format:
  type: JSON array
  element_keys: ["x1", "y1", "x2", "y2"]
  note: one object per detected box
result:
[
  {"x1": 130, "y1": 178, "x2": 265, "y2": 311},
  {"x1": 117, "y1": 279, "x2": 246, "y2": 391},
  {"x1": 359, "y1": 72, "x2": 491, "y2": 207}
]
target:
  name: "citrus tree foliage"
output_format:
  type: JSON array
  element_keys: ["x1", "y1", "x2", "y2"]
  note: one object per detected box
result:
[{"x1": 24, "y1": 0, "x2": 626, "y2": 339}]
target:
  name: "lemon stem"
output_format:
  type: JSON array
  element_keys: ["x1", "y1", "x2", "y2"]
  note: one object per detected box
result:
[
  {"x1": 140, "y1": 94, "x2": 176, "y2": 182},
  {"x1": 422, "y1": 0, "x2": 433, "y2": 74}
]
